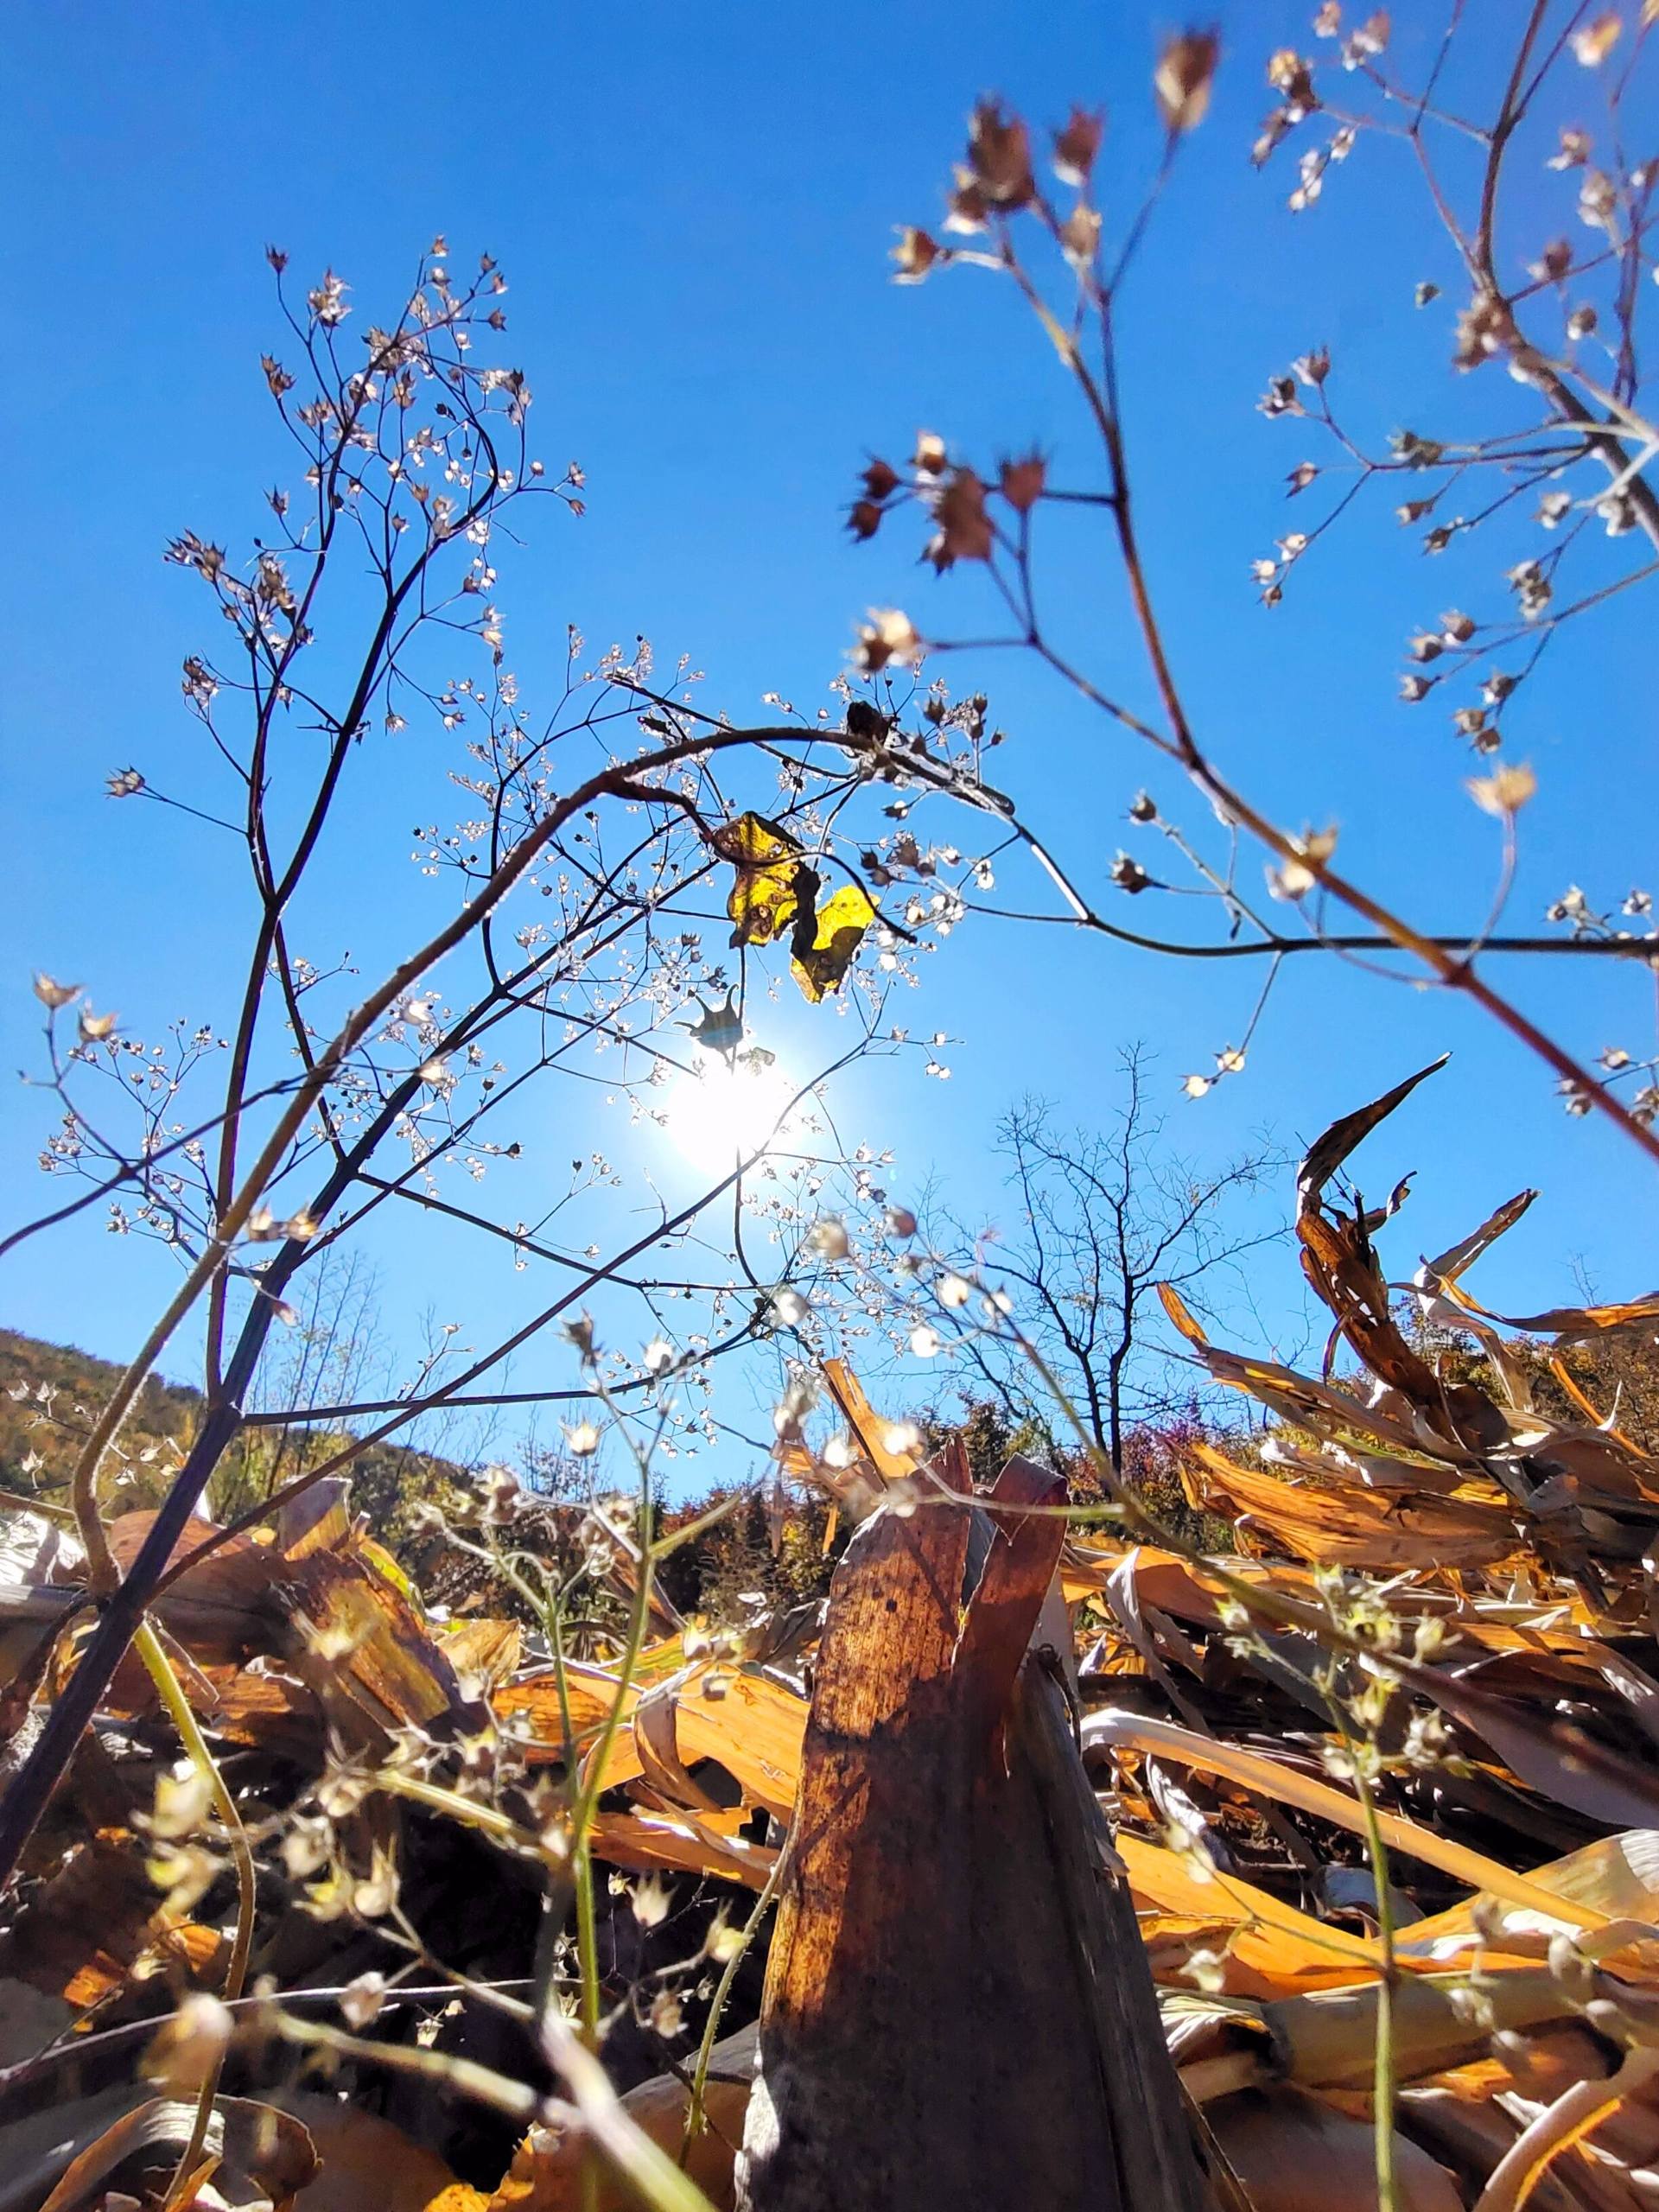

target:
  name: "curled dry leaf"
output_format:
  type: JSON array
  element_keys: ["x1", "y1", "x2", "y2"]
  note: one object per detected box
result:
[
  {"x1": 890, "y1": 226, "x2": 941, "y2": 283},
  {"x1": 999, "y1": 453, "x2": 1046, "y2": 512}
]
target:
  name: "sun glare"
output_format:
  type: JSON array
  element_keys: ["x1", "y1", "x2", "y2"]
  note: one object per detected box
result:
[{"x1": 666, "y1": 1056, "x2": 809, "y2": 1175}]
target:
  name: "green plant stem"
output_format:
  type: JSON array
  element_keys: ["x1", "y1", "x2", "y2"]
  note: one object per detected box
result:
[
  {"x1": 136, "y1": 1619, "x2": 256, "y2": 2212},
  {"x1": 683, "y1": 1845, "x2": 785, "y2": 2160},
  {"x1": 575, "y1": 1839, "x2": 603, "y2": 2043},
  {"x1": 571, "y1": 1423, "x2": 662, "y2": 1859},
  {"x1": 1357, "y1": 1771, "x2": 1401, "y2": 2212},
  {"x1": 1329, "y1": 1696, "x2": 1400, "y2": 2212},
  {"x1": 573, "y1": 1839, "x2": 604, "y2": 2212},
  {"x1": 563, "y1": 1391, "x2": 668, "y2": 2204}
]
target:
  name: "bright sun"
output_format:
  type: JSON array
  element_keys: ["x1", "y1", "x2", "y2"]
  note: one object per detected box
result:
[{"x1": 666, "y1": 1056, "x2": 810, "y2": 1176}]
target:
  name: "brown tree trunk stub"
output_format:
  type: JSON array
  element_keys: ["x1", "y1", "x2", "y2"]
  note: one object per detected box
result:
[{"x1": 738, "y1": 1456, "x2": 1216, "y2": 2212}]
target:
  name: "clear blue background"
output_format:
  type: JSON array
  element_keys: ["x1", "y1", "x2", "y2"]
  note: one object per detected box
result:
[{"x1": 3, "y1": 2, "x2": 1655, "y2": 1474}]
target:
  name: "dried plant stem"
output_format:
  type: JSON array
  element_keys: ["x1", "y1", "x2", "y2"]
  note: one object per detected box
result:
[
  {"x1": 135, "y1": 1624, "x2": 257, "y2": 2001},
  {"x1": 1472, "y1": 2041, "x2": 1659, "y2": 2212},
  {"x1": 542, "y1": 2008, "x2": 723, "y2": 2212},
  {"x1": 1080, "y1": 1707, "x2": 1590, "y2": 1929},
  {"x1": 570, "y1": 1427, "x2": 661, "y2": 1935},
  {"x1": 1362, "y1": 1787, "x2": 1399, "y2": 2212},
  {"x1": 61, "y1": 748, "x2": 667, "y2": 1560},
  {"x1": 573, "y1": 1838, "x2": 604, "y2": 2212},
  {"x1": 1002, "y1": 1325, "x2": 1642, "y2": 1889},
  {"x1": 274, "y1": 2005, "x2": 543, "y2": 2123},
  {"x1": 69, "y1": 1268, "x2": 224, "y2": 1593}
]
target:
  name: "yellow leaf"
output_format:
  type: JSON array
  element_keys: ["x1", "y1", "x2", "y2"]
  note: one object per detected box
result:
[
  {"x1": 711, "y1": 812, "x2": 804, "y2": 948},
  {"x1": 790, "y1": 880, "x2": 877, "y2": 1002},
  {"x1": 709, "y1": 814, "x2": 875, "y2": 998}
]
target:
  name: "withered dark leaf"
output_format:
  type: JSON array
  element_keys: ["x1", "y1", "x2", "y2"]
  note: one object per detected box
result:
[
  {"x1": 928, "y1": 468, "x2": 995, "y2": 569},
  {"x1": 968, "y1": 100, "x2": 1035, "y2": 210},
  {"x1": 944, "y1": 168, "x2": 991, "y2": 235},
  {"x1": 892, "y1": 227, "x2": 942, "y2": 283},
  {"x1": 1259, "y1": 374, "x2": 1301, "y2": 417},
  {"x1": 1266, "y1": 49, "x2": 1318, "y2": 113},
  {"x1": 681, "y1": 990, "x2": 745, "y2": 1057},
  {"x1": 1052, "y1": 107, "x2": 1104, "y2": 187},
  {"x1": 999, "y1": 454, "x2": 1046, "y2": 513}
]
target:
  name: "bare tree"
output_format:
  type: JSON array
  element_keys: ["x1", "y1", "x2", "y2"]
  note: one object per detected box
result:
[
  {"x1": 208, "y1": 1246, "x2": 385, "y2": 1519},
  {"x1": 931, "y1": 1046, "x2": 1281, "y2": 1467}
]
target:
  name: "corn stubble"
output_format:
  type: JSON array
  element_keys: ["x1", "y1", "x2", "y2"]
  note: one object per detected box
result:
[{"x1": 10, "y1": 1065, "x2": 1659, "y2": 2210}]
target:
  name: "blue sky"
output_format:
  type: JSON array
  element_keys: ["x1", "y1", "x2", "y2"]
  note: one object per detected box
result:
[{"x1": 3, "y1": 2, "x2": 1656, "y2": 1479}]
